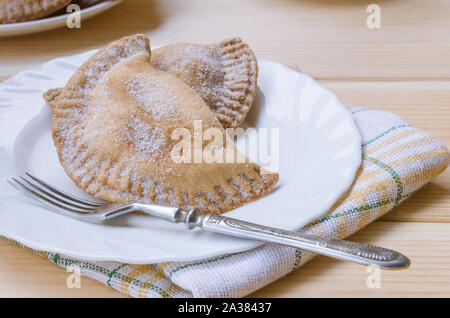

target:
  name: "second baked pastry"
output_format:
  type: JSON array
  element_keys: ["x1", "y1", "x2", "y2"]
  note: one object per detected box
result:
[{"x1": 44, "y1": 37, "x2": 258, "y2": 128}]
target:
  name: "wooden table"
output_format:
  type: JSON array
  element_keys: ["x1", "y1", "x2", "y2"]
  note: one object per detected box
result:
[{"x1": 0, "y1": 0, "x2": 449, "y2": 297}]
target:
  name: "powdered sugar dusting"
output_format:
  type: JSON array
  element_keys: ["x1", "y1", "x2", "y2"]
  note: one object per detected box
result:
[
  {"x1": 82, "y1": 36, "x2": 148, "y2": 91},
  {"x1": 126, "y1": 74, "x2": 183, "y2": 121},
  {"x1": 126, "y1": 115, "x2": 167, "y2": 162},
  {"x1": 152, "y1": 44, "x2": 226, "y2": 108},
  {"x1": 151, "y1": 40, "x2": 257, "y2": 128}
]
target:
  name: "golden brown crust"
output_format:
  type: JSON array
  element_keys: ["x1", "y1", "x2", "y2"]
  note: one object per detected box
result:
[
  {"x1": 151, "y1": 37, "x2": 258, "y2": 128},
  {"x1": 51, "y1": 34, "x2": 278, "y2": 214},
  {"x1": 43, "y1": 87, "x2": 62, "y2": 112},
  {"x1": 0, "y1": 0, "x2": 71, "y2": 24}
]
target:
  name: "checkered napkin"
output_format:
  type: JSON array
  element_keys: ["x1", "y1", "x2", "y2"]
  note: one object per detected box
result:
[{"x1": 4, "y1": 106, "x2": 449, "y2": 298}]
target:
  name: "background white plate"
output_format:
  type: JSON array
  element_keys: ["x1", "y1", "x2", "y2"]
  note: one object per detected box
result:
[
  {"x1": 0, "y1": 1, "x2": 122, "y2": 37},
  {"x1": 0, "y1": 49, "x2": 361, "y2": 263}
]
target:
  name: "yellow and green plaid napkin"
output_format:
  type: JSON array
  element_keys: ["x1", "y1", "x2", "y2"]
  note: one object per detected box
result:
[{"x1": 3, "y1": 106, "x2": 449, "y2": 297}]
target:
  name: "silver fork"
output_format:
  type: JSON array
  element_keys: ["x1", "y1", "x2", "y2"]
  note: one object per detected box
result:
[{"x1": 8, "y1": 173, "x2": 410, "y2": 269}]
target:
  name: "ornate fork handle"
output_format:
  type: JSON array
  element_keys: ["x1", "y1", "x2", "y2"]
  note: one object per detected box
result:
[{"x1": 185, "y1": 210, "x2": 410, "y2": 269}]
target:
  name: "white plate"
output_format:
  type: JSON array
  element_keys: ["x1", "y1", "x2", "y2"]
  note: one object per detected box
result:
[
  {"x1": 0, "y1": 49, "x2": 361, "y2": 263},
  {"x1": 0, "y1": 1, "x2": 122, "y2": 37}
]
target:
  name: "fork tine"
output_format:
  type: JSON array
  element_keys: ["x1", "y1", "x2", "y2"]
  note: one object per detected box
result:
[
  {"x1": 18, "y1": 176, "x2": 95, "y2": 212},
  {"x1": 8, "y1": 177, "x2": 92, "y2": 215},
  {"x1": 24, "y1": 172, "x2": 101, "y2": 207},
  {"x1": 7, "y1": 178, "x2": 25, "y2": 193}
]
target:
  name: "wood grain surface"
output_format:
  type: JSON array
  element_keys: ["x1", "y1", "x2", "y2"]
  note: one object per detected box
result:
[{"x1": 0, "y1": 0, "x2": 448, "y2": 297}]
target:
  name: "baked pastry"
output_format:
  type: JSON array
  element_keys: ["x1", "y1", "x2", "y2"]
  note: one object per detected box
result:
[
  {"x1": 44, "y1": 37, "x2": 258, "y2": 128},
  {"x1": 151, "y1": 38, "x2": 258, "y2": 128},
  {"x1": 43, "y1": 87, "x2": 61, "y2": 112},
  {"x1": 51, "y1": 34, "x2": 278, "y2": 214},
  {"x1": 0, "y1": 0, "x2": 71, "y2": 24}
]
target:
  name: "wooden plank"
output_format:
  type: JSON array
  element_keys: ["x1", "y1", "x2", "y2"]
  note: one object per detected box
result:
[
  {"x1": 251, "y1": 221, "x2": 450, "y2": 297},
  {"x1": 321, "y1": 80, "x2": 450, "y2": 145},
  {"x1": 321, "y1": 80, "x2": 450, "y2": 223},
  {"x1": 0, "y1": 240, "x2": 125, "y2": 297},
  {"x1": 2, "y1": 0, "x2": 450, "y2": 81}
]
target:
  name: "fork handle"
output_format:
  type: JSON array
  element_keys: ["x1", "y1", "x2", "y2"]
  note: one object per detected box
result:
[{"x1": 186, "y1": 210, "x2": 410, "y2": 269}]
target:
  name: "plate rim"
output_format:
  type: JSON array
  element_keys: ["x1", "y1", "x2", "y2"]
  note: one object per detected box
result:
[{"x1": 0, "y1": 0, "x2": 122, "y2": 36}]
